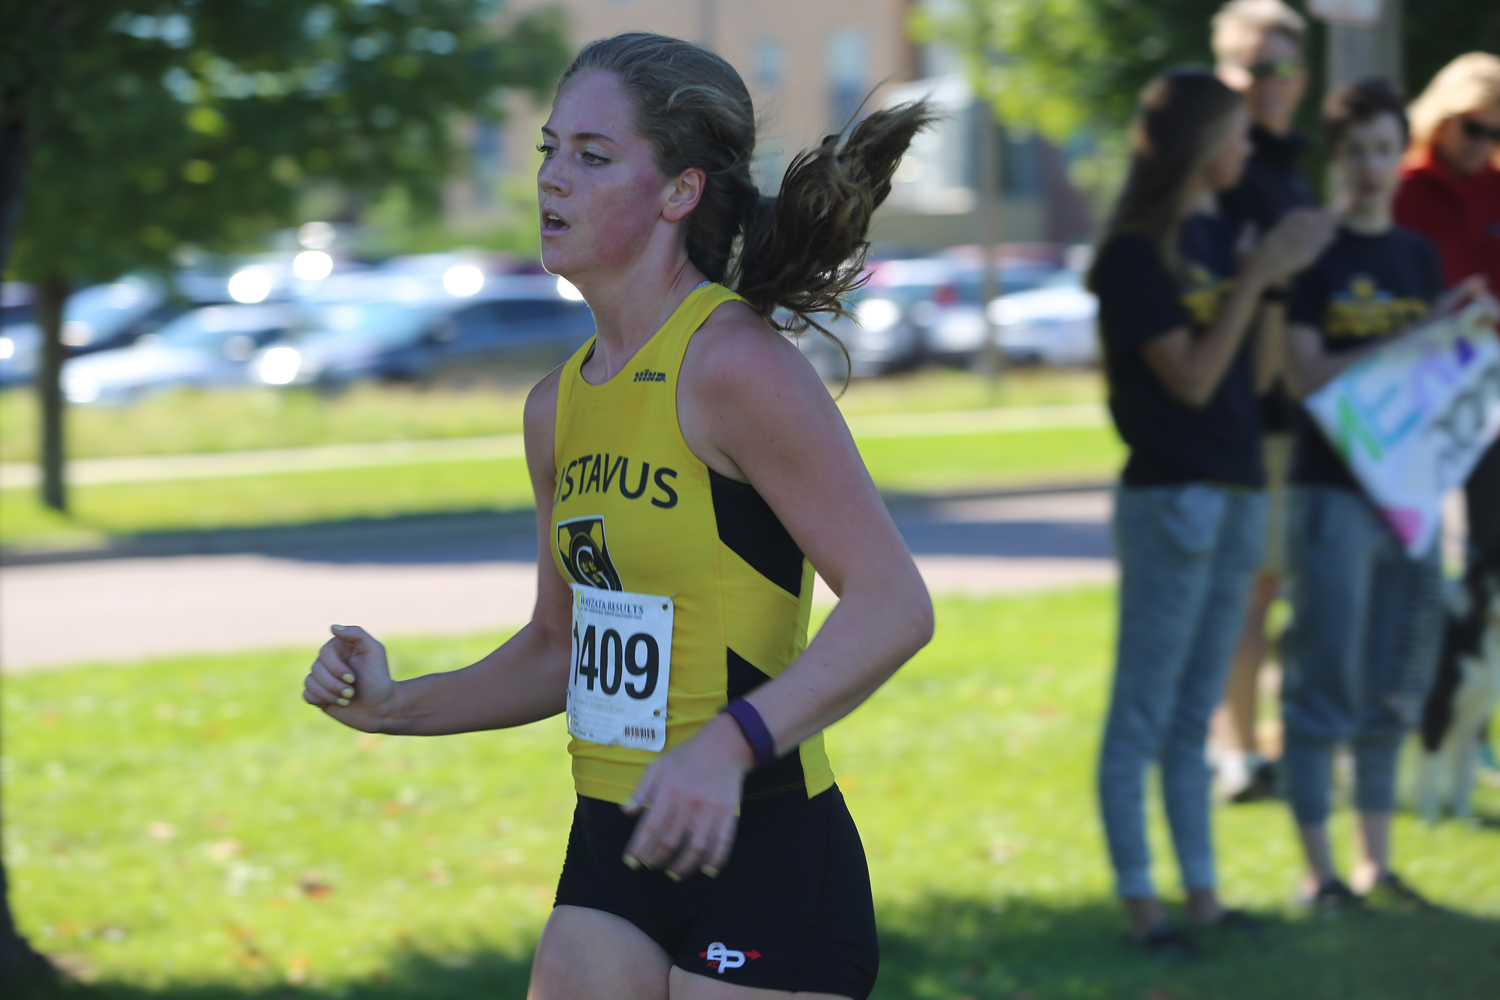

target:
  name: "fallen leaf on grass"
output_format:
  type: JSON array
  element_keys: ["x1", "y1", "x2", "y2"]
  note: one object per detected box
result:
[
  {"x1": 146, "y1": 822, "x2": 176, "y2": 841},
  {"x1": 286, "y1": 953, "x2": 310, "y2": 985},
  {"x1": 425, "y1": 862, "x2": 451, "y2": 885},
  {"x1": 299, "y1": 871, "x2": 334, "y2": 900},
  {"x1": 205, "y1": 838, "x2": 242, "y2": 861}
]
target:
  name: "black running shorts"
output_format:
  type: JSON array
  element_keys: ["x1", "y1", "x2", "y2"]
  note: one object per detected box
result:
[{"x1": 553, "y1": 784, "x2": 879, "y2": 999}]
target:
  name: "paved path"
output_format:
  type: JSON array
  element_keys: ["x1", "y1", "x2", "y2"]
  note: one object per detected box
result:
[{"x1": 1, "y1": 488, "x2": 1116, "y2": 671}]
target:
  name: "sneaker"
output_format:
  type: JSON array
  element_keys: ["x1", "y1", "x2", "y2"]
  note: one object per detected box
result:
[
  {"x1": 1362, "y1": 871, "x2": 1435, "y2": 913},
  {"x1": 1297, "y1": 878, "x2": 1364, "y2": 916},
  {"x1": 1228, "y1": 760, "x2": 1278, "y2": 804},
  {"x1": 1199, "y1": 907, "x2": 1265, "y2": 937}
]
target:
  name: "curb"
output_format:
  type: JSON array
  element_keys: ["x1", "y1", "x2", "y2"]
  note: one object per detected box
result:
[{"x1": 0, "y1": 480, "x2": 1114, "y2": 568}]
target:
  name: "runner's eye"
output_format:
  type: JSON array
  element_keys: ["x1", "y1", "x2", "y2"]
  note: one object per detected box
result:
[
  {"x1": 581, "y1": 151, "x2": 609, "y2": 165},
  {"x1": 536, "y1": 143, "x2": 556, "y2": 158}
]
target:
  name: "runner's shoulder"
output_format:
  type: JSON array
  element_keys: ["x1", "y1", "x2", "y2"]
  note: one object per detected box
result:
[
  {"x1": 524, "y1": 365, "x2": 564, "y2": 456},
  {"x1": 688, "y1": 299, "x2": 825, "y2": 408}
]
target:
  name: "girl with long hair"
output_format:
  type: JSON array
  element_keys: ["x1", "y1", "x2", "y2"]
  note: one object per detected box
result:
[
  {"x1": 1087, "y1": 68, "x2": 1333, "y2": 953},
  {"x1": 300, "y1": 32, "x2": 934, "y2": 1000}
]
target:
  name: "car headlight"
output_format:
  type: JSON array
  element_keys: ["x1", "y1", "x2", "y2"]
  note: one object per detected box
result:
[
  {"x1": 257, "y1": 346, "x2": 302, "y2": 385},
  {"x1": 855, "y1": 298, "x2": 900, "y2": 332}
]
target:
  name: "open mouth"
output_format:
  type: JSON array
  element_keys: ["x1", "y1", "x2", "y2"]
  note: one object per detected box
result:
[{"x1": 542, "y1": 209, "x2": 570, "y2": 234}]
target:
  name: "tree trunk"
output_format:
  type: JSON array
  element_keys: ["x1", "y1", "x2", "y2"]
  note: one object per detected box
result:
[
  {"x1": 34, "y1": 274, "x2": 69, "y2": 513},
  {"x1": 0, "y1": 65, "x2": 58, "y2": 1000}
]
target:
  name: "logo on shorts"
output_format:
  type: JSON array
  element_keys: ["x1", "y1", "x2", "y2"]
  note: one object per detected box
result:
[
  {"x1": 557, "y1": 516, "x2": 622, "y2": 591},
  {"x1": 700, "y1": 942, "x2": 760, "y2": 974}
]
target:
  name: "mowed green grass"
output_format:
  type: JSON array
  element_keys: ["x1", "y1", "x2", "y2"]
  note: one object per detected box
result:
[
  {"x1": 8, "y1": 591, "x2": 1499, "y2": 999},
  {"x1": 0, "y1": 369, "x2": 1104, "y2": 462},
  {"x1": 0, "y1": 425, "x2": 1124, "y2": 546}
]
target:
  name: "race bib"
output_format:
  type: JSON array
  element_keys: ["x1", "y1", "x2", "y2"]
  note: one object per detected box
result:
[{"x1": 567, "y1": 585, "x2": 673, "y2": 752}]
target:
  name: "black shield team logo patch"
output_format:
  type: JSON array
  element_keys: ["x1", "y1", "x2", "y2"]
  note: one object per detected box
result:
[{"x1": 557, "y1": 516, "x2": 623, "y2": 591}]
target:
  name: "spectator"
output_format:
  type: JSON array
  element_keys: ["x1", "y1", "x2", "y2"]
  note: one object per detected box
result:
[
  {"x1": 1088, "y1": 69, "x2": 1333, "y2": 953},
  {"x1": 1395, "y1": 53, "x2": 1500, "y2": 558},
  {"x1": 1394, "y1": 52, "x2": 1500, "y2": 773},
  {"x1": 1282, "y1": 79, "x2": 1452, "y2": 913},
  {"x1": 1210, "y1": 0, "x2": 1316, "y2": 804}
]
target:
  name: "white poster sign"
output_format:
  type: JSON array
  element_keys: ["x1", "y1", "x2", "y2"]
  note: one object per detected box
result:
[{"x1": 1304, "y1": 296, "x2": 1500, "y2": 556}]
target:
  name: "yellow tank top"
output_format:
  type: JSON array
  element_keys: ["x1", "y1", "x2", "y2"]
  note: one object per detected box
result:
[{"x1": 550, "y1": 282, "x2": 834, "y2": 806}]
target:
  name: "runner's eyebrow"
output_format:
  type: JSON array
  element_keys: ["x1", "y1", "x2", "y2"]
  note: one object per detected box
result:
[{"x1": 540, "y1": 126, "x2": 620, "y2": 146}]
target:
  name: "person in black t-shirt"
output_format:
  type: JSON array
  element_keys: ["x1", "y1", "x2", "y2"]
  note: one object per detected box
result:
[
  {"x1": 1281, "y1": 79, "x2": 1468, "y2": 914},
  {"x1": 1087, "y1": 69, "x2": 1334, "y2": 954},
  {"x1": 1210, "y1": 0, "x2": 1317, "y2": 804}
]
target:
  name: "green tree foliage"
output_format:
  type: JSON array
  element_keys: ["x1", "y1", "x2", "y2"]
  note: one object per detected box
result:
[
  {"x1": 5, "y1": 0, "x2": 567, "y2": 279},
  {"x1": 0, "y1": 0, "x2": 568, "y2": 513}
]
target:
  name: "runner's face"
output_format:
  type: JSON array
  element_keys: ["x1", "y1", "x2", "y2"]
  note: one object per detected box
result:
[
  {"x1": 1337, "y1": 113, "x2": 1405, "y2": 212},
  {"x1": 537, "y1": 71, "x2": 677, "y2": 279}
]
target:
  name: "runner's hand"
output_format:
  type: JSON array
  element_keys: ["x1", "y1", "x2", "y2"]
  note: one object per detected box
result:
[
  {"x1": 621, "y1": 714, "x2": 754, "y2": 879},
  {"x1": 302, "y1": 625, "x2": 397, "y2": 733}
]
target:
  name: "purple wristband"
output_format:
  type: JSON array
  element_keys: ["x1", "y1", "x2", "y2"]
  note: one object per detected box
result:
[{"x1": 722, "y1": 698, "x2": 776, "y2": 770}]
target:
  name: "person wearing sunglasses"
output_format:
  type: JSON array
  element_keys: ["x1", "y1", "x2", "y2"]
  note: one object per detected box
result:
[
  {"x1": 1395, "y1": 52, "x2": 1500, "y2": 774},
  {"x1": 1208, "y1": 0, "x2": 1314, "y2": 806}
]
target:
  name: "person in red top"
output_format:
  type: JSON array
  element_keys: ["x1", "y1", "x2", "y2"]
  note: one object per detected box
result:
[
  {"x1": 1394, "y1": 51, "x2": 1500, "y2": 773},
  {"x1": 1394, "y1": 52, "x2": 1500, "y2": 560}
]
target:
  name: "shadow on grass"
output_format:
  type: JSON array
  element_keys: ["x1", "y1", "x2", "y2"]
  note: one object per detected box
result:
[
  {"x1": 21, "y1": 895, "x2": 1500, "y2": 1000},
  {"x1": 873, "y1": 895, "x2": 1500, "y2": 1000}
]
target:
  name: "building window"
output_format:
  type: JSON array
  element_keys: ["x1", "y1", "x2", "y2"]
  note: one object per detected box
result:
[
  {"x1": 755, "y1": 39, "x2": 784, "y2": 90},
  {"x1": 827, "y1": 27, "x2": 868, "y2": 124}
]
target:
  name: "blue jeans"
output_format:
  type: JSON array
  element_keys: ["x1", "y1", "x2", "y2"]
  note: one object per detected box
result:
[
  {"x1": 1099, "y1": 484, "x2": 1267, "y2": 899},
  {"x1": 1280, "y1": 486, "x2": 1445, "y2": 826}
]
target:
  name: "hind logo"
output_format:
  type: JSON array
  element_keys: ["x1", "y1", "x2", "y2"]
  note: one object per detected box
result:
[{"x1": 557, "y1": 516, "x2": 623, "y2": 591}]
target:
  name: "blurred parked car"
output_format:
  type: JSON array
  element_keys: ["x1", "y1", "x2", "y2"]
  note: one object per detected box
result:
[
  {"x1": 924, "y1": 261, "x2": 1066, "y2": 365},
  {"x1": 0, "y1": 274, "x2": 232, "y2": 387},
  {"x1": 795, "y1": 257, "x2": 955, "y2": 380},
  {"x1": 252, "y1": 273, "x2": 594, "y2": 388},
  {"x1": 63, "y1": 303, "x2": 299, "y2": 404},
  {"x1": 990, "y1": 270, "x2": 1099, "y2": 367}
]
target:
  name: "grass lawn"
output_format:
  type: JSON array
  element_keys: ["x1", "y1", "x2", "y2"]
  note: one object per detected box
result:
[
  {"x1": 0, "y1": 369, "x2": 1104, "y2": 462},
  {"x1": 7, "y1": 590, "x2": 1498, "y2": 999},
  {"x1": 0, "y1": 425, "x2": 1124, "y2": 547}
]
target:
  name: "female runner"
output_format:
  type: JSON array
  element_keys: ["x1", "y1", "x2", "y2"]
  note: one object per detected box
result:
[{"x1": 301, "y1": 32, "x2": 934, "y2": 1000}]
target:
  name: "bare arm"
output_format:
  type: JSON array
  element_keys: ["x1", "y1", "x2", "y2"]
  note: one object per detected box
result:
[
  {"x1": 301, "y1": 369, "x2": 575, "y2": 736},
  {"x1": 619, "y1": 303, "x2": 933, "y2": 877},
  {"x1": 686, "y1": 311, "x2": 935, "y2": 753},
  {"x1": 1142, "y1": 208, "x2": 1337, "y2": 409}
]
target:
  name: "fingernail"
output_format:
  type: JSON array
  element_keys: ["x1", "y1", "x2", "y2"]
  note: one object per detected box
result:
[
  {"x1": 337, "y1": 698, "x2": 350, "y2": 707},
  {"x1": 665, "y1": 870, "x2": 683, "y2": 883},
  {"x1": 702, "y1": 865, "x2": 721, "y2": 879},
  {"x1": 620, "y1": 796, "x2": 638, "y2": 812},
  {"x1": 341, "y1": 687, "x2": 355, "y2": 698},
  {"x1": 332, "y1": 625, "x2": 345, "y2": 631},
  {"x1": 622, "y1": 853, "x2": 641, "y2": 870},
  {"x1": 342, "y1": 673, "x2": 355, "y2": 684}
]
